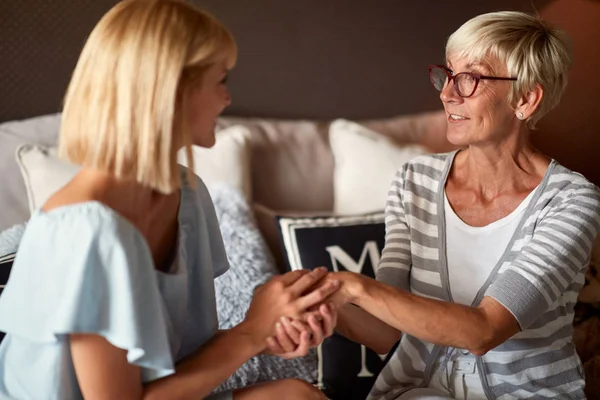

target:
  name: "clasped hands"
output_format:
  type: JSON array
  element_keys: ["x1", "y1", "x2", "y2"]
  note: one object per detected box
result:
[{"x1": 243, "y1": 267, "x2": 351, "y2": 359}]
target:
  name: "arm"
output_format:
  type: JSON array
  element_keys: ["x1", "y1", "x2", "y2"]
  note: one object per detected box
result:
[
  {"x1": 338, "y1": 273, "x2": 517, "y2": 356},
  {"x1": 337, "y1": 184, "x2": 600, "y2": 355},
  {"x1": 72, "y1": 323, "x2": 261, "y2": 400},
  {"x1": 72, "y1": 268, "x2": 340, "y2": 400},
  {"x1": 335, "y1": 303, "x2": 402, "y2": 355},
  {"x1": 334, "y1": 166, "x2": 410, "y2": 353}
]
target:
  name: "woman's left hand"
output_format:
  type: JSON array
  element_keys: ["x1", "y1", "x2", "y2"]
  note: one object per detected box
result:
[{"x1": 265, "y1": 302, "x2": 338, "y2": 359}]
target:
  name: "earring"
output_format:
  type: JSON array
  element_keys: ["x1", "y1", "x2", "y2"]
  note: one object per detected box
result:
[{"x1": 517, "y1": 112, "x2": 524, "y2": 120}]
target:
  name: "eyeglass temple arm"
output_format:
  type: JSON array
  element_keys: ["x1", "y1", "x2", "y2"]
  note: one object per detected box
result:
[{"x1": 479, "y1": 76, "x2": 518, "y2": 81}]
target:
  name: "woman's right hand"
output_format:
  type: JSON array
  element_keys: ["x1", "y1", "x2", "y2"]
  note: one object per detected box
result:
[{"x1": 243, "y1": 267, "x2": 340, "y2": 348}]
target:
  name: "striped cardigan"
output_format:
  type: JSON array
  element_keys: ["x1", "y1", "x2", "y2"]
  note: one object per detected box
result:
[{"x1": 369, "y1": 151, "x2": 600, "y2": 400}]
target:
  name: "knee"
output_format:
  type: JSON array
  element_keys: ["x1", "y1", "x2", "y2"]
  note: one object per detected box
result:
[{"x1": 282, "y1": 379, "x2": 326, "y2": 399}]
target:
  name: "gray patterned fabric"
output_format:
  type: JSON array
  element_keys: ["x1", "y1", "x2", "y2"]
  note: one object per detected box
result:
[
  {"x1": 0, "y1": 184, "x2": 317, "y2": 391},
  {"x1": 210, "y1": 183, "x2": 317, "y2": 391},
  {"x1": 0, "y1": 224, "x2": 24, "y2": 257}
]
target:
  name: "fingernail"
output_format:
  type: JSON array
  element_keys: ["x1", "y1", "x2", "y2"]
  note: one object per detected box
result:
[
  {"x1": 276, "y1": 322, "x2": 282, "y2": 331},
  {"x1": 280, "y1": 316, "x2": 289, "y2": 324},
  {"x1": 317, "y1": 266, "x2": 327, "y2": 272}
]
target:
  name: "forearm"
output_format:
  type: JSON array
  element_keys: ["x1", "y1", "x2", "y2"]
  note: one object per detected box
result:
[
  {"x1": 354, "y1": 277, "x2": 494, "y2": 354},
  {"x1": 144, "y1": 322, "x2": 262, "y2": 400},
  {"x1": 336, "y1": 303, "x2": 401, "y2": 355}
]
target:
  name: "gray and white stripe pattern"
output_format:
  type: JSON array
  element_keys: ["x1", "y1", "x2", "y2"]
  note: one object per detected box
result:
[{"x1": 369, "y1": 151, "x2": 600, "y2": 399}]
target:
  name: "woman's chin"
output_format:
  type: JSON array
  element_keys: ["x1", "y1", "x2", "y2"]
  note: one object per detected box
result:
[
  {"x1": 446, "y1": 128, "x2": 471, "y2": 147},
  {"x1": 193, "y1": 131, "x2": 217, "y2": 148}
]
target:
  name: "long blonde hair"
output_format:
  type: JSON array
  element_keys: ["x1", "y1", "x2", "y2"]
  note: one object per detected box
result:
[{"x1": 60, "y1": 0, "x2": 237, "y2": 193}]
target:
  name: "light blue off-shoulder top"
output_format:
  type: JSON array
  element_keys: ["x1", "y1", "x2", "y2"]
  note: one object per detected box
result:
[{"x1": 0, "y1": 174, "x2": 231, "y2": 399}]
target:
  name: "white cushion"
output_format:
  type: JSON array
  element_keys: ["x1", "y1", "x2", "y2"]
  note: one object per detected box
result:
[
  {"x1": 178, "y1": 125, "x2": 252, "y2": 200},
  {"x1": 16, "y1": 125, "x2": 253, "y2": 212},
  {"x1": 330, "y1": 119, "x2": 427, "y2": 215}
]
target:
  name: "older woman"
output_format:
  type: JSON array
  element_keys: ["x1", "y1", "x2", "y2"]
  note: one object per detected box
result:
[{"x1": 316, "y1": 11, "x2": 600, "y2": 399}]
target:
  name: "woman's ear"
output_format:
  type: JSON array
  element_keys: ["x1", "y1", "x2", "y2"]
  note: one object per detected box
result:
[{"x1": 515, "y1": 84, "x2": 544, "y2": 120}]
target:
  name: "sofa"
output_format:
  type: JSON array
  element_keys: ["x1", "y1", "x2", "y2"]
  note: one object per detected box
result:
[
  {"x1": 1, "y1": 110, "x2": 599, "y2": 399},
  {"x1": 1, "y1": 1, "x2": 599, "y2": 398}
]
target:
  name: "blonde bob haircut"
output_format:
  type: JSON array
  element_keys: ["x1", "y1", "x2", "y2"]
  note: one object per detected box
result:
[
  {"x1": 59, "y1": 0, "x2": 237, "y2": 193},
  {"x1": 446, "y1": 11, "x2": 572, "y2": 129}
]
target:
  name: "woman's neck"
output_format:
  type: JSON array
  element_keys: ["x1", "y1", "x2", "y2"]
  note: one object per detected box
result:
[{"x1": 451, "y1": 140, "x2": 550, "y2": 199}]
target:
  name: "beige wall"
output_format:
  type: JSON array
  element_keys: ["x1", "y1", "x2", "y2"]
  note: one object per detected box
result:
[{"x1": 537, "y1": 0, "x2": 600, "y2": 186}]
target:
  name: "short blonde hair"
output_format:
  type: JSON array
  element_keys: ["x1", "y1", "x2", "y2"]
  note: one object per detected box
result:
[
  {"x1": 446, "y1": 11, "x2": 572, "y2": 129},
  {"x1": 60, "y1": 0, "x2": 237, "y2": 193}
]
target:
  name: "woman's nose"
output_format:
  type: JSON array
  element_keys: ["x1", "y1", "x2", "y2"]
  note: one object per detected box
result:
[{"x1": 440, "y1": 79, "x2": 460, "y2": 104}]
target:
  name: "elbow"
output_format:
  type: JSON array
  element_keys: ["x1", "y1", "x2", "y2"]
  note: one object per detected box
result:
[
  {"x1": 467, "y1": 326, "x2": 500, "y2": 357},
  {"x1": 371, "y1": 331, "x2": 402, "y2": 356},
  {"x1": 371, "y1": 343, "x2": 393, "y2": 356},
  {"x1": 467, "y1": 335, "x2": 494, "y2": 357},
  {"x1": 469, "y1": 345, "x2": 490, "y2": 357},
  {"x1": 466, "y1": 312, "x2": 497, "y2": 356}
]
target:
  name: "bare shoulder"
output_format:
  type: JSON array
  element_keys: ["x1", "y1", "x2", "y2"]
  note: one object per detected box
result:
[{"x1": 41, "y1": 170, "x2": 98, "y2": 213}]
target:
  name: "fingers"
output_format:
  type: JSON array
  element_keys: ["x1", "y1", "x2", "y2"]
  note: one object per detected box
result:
[
  {"x1": 281, "y1": 331, "x2": 311, "y2": 360},
  {"x1": 280, "y1": 316, "x2": 304, "y2": 344},
  {"x1": 320, "y1": 303, "x2": 337, "y2": 338},
  {"x1": 306, "y1": 314, "x2": 324, "y2": 347},
  {"x1": 287, "y1": 267, "x2": 329, "y2": 296},
  {"x1": 266, "y1": 336, "x2": 284, "y2": 355},
  {"x1": 296, "y1": 279, "x2": 340, "y2": 311},
  {"x1": 278, "y1": 269, "x2": 311, "y2": 286},
  {"x1": 275, "y1": 319, "x2": 301, "y2": 353}
]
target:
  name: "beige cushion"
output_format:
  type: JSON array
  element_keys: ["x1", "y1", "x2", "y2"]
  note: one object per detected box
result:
[
  {"x1": 218, "y1": 111, "x2": 451, "y2": 213},
  {"x1": 16, "y1": 145, "x2": 79, "y2": 213},
  {"x1": 16, "y1": 125, "x2": 253, "y2": 212},
  {"x1": 330, "y1": 119, "x2": 428, "y2": 215},
  {"x1": 361, "y1": 109, "x2": 452, "y2": 154},
  {"x1": 218, "y1": 117, "x2": 333, "y2": 211}
]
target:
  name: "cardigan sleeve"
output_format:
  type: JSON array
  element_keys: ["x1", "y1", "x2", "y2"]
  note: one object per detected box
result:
[
  {"x1": 486, "y1": 184, "x2": 600, "y2": 330},
  {"x1": 376, "y1": 165, "x2": 412, "y2": 292}
]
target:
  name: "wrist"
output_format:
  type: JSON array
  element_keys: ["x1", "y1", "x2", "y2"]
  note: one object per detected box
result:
[
  {"x1": 337, "y1": 271, "x2": 364, "y2": 304},
  {"x1": 233, "y1": 320, "x2": 267, "y2": 356},
  {"x1": 347, "y1": 273, "x2": 370, "y2": 306}
]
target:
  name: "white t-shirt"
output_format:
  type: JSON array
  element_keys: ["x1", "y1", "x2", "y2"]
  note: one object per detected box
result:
[
  {"x1": 400, "y1": 187, "x2": 540, "y2": 400},
  {"x1": 444, "y1": 187, "x2": 538, "y2": 306}
]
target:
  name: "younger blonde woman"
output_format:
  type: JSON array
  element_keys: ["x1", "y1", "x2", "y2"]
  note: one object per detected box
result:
[{"x1": 0, "y1": 1, "x2": 336, "y2": 399}]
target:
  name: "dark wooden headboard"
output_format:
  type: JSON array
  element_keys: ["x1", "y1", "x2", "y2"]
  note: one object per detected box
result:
[
  {"x1": 2, "y1": 0, "x2": 598, "y2": 185},
  {"x1": 0, "y1": 0, "x2": 548, "y2": 122}
]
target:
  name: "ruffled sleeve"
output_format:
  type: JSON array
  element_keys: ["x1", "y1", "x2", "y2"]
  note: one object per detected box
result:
[{"x1": 0, "y1": 203, "x2": 175, "y2": 382}]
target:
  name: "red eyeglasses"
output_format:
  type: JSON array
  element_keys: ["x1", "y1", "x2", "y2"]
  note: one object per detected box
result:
[{"x1": 428, "y1": 64, "x2": 517, "y2": 98}]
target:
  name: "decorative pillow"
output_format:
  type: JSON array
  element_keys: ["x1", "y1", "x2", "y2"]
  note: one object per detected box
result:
[
  {"x1": 329, "y1": 119, "x2": 427, "y2": 215},
  {"x1": 15, "y1": 125, "x2": 253, "y2": 212},
  {"x1": 253, "y1": 203, "x2": 333, "y2": 273},
  {"x1": 177, "y1": 125, "x2": 252, "y2": 200},
  {"x1": 0, "y1": 253, "x2": 15, "y2": 343},
  {"x1": 203, "y1": 184, "x2": 318, "y2": 392},
  {"x1": 0, "y1": 114, "x2": 62, "y2": 231},
  {"x1": 218, "y1": 116, "x2": 333, "y2": 211},
  {"x1": 0, "y1": 222, "x2": 25, "y2": 343},
  {"x1": 277, "y1": 212, "x2": 387, "y2": 400},
  {"x1": 0, "y1": 253, "x2": 15, "y2": 297}
]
